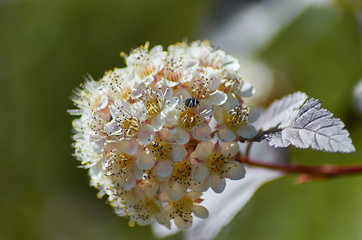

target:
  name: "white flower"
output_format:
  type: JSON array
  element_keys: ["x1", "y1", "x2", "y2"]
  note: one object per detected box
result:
[
  {"x1": 105, "y1": 100, "x2": 146, "y2": 139},
  {"x1": 69, "y1": 40, "x2": 259, "y2": 231},
  {"x1": 169, "y1": 89, "x2": 213, "y2": 143},
  {"x1": 191, "y1": 141, "x2": 245, "y2": 193},
  {"x1": 214, "y1": 94, "x2": 259, "y2": 141},
  {"x1": 156, "y1": 192, "x2": 209, "y2": 230},
  {"x1": 136, "y1": 129, "x2": 186, "y2": 178}
]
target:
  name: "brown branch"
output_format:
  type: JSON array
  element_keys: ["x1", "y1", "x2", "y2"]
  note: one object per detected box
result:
[{"x1": 238, "y1": 156, "x2": 362, "y2": 178}]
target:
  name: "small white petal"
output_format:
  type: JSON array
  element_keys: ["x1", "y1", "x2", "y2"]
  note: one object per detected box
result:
[
  {"x1": 210, "y1": 175, "x2": 226, "y2": 193},
  {"x1": 223, "y1": 93, "x2": 239, "y2": 111},
  {"x1": 221, "y1": 142, "x2": 239, "y2": 157},
  {"x1": 208, "y1": 91, "x2": 227, "y2": 105},
  {"x1": 90, "y1": 137, "x2": 105, "y2": 153},
  {"x1": 194, "y1": 141, "x2": 213, "y2": 161},
  {"x1": 192, "y1": 205, "x2": 209, "y2": 219},
  {"x1": 237, "y1": 124, "x2": 257, "y2": 139},
  {"x1": 219, "y1": 125, "x2": 236, "y2": 141},
  {"x1": 186, "y1": 191, "x2": 203, "y2": 200},
  {"x1": 247, "y1": 106, "x2": 260, "y2": 123},
  {"x1": 121, "y1": 176, "x2": 136, "y2": 190},
  {"x1": 171, "y1": 144, "x2": 186, "y2": 162},
  {"x1": 172, "y1": 127, "x2": 190, "y2": 144},
  {"x1": 133, "y1": 166, "x2": 143, "y2": 180},
  {"x1": 104, "y1": 121, "x2": 120, "y2": 135},
  {"x1": 151, "y1": 116, "x2": 163, "y2": 131},
  {"x1": 138, "y1": 125, "x2": 155, "y2": 145},
  {"x1": 156, "y1": 206, "x2": 172, "y2": 229},
  {"x1": 188, "y1": 181, "x2": 209, "y2": 192},
  {"x1": 163, "y1": 108, "x2": 178, "y2": 127},
  {"x1": 225, "y1": 161, "x2": 246, "y2": 180},
  {"x1": 213, "y1": 106, "x2": 224, "y2": 123},
  {"x1": 136, "y1": 217, "x2": 152, "y2": 226},
  {"x1": 174, "y1": 215, "x2": 192, "y2": 230},
  {"x1": 136, "y1": 151, "x2": 155, "y2": 170},
  {"x1": 159, "y1": 128, "x2": 174, "y2": 142},
  {"x1": 192, "y1": 123, "x2": 211, "y2": 141},
  {"x1": 118, "y1": 139, "x2": 138, "y2": 155},
  {"x1": 192, "y1": 163, "x2": 210, "y2": 183},
  {"x1": 163, "y1": 87, "x2": 173, "y2": 100},
  {"x1": 167, "y1": 182, "x2": 185, "y2": 201},
  {"x1": 174, "y1": 89, "x2": 191, "y2": 102},
  {"x1": 156, "y1": 159, "x2": 173, "y2": 178},
  {"x1": 239, "y1": 81, "x2": 255, "y2": 97}
]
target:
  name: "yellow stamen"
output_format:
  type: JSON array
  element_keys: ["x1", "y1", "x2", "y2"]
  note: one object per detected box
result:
[
  {"x1": 178, "y1": 110, "x2": 197, "y2": 131},
  {"x1": 148, "y1": 137, "x2": 172, "y2": 160}
]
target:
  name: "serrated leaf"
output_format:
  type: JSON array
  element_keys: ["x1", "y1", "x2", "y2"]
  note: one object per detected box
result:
[
  {"x1": 255, "y1": 91, "x2": 308, "y2": 130},
  {"x1": 268, "y1": 98, "x2": 355, "y2": 153}
]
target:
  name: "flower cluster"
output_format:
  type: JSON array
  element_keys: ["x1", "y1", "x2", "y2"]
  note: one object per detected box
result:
[{"x1": 70, "y1": 41, "x2": 260, "y2": 230}]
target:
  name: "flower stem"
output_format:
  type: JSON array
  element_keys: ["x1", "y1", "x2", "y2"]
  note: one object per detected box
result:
[{"x1": 239, "y1": 156, "x2": 362, "y2": 178}]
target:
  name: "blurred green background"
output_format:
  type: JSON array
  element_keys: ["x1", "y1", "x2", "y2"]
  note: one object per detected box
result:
[{"x1": 0, "y1": 0, "x2": 361, "y2": 239}]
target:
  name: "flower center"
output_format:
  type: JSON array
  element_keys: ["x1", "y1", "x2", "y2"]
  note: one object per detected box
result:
[
  {"x1": 120, "y1": 117, "x2": 141, "y2": 138},
  {"x1": 178, "y1": 109, "x2": 198, "y2": 131},
  {"x1": 106, "y1": 152, "x2": 135, "y2": 177},
  {"x1": 172, "y1": 161, "x2": 192, "y2": 186},
  {"x1": 191, "y1": 87, "x2": 208, "y2": 100},
  {"x1": 225, "y1": 106, "x2": 248, "y2": 129},
  {"x1": 149, "y1": 137, "x2": 172, "y2": 160},
  {"x1": 145, "y1": 95, "x2": 164, "y2": 117},
  {"x1": 171, "y1": 196, "x2": 193, "y2": 221},
  {"x1": 120, "y1": 85, "x2": 132, "y2": 101},
  {"x1": 138, "y1": 65, "x2": 156, "y2": 78},
  {"x1": 208, "y1": 152, "x2": 229, "y2": 175},
  {"x1": 218, "y1": 78, "x2": 239, "y2": 93}
]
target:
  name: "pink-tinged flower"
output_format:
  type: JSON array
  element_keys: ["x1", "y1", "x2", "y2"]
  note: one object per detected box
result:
[
  {"x1": 156, "y1": 192, "x2": 209, "y2": 230},
  {"x1": 214, "y1": 93, "x2": 259, "y2": 141},
  {"x1": 166, "y1": 89, "x2": 213, "y2": 143},
  {"x1": 140, "y1": 83, "x2": 177, "y2": 131},
  {"x1": 104, "y1": 100, "x2": 147, "y2": 140},
  {"x1": 191, "y1": 141, "x2": 245, "y2": 193},
  {"x1": 189, "y1": 68, "x2": 227, "y2": 106},
  {"x1": 136, "y1": 129, "x2": 186, "y2": 178},
  {"x1": 102, "y1": 139, "x2": 142, "y2": 190},
  {"x1": 186, "y1": 40, "x2": 240, "y2": 72},
  {"x1": 161, "y1": 52, "x2": 198, "y2": 87},
  {"x1": 219, "y1": 72, "x2": 255, "y2": 98},
  {"x1": 123, "y1": 42, "x2": 166, "y2": 84}
]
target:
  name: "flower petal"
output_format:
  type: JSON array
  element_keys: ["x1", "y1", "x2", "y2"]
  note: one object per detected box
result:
[
  {"x1": 247, "y1": 106, "x2": 260, "y2": 123},
  {"x1": 171, "y1": 144, "x2": 186, "y2": 162},
  {"x1": 167, "y1": 182, "x2": 185, "y2": 201},
  {"x1": 90, "y1": 136, "x2": 106, "y2": 153},
  {"x1": 210, "y1": 175, "x2": 226, "y2": 193},
  {"x1": 192, "y1": 123, "x2": 211, "y2": 141},
  {"x1": 208, "y1": 91, "x2": 227, "y2": 105},
  {"x1": 191, "y1": 163, "x2": 210, "y2": 183},
  {"x1": 138, "y1": 125, "x2": 155, "y2": 145},
  {"x1": 174, "y1": 215, "x2": 192, "y2": 230},
  {"x1": 225, "y1": 161, "x2": 245, "y2": 180},
  {"x1": 192, "y1": 205, "x2": 209, "y2": 219},
  {"x1": 118, "y1": 139, "x2": 139, "y2": 155},
  {"x1": 194, "y1": 141, "x2": 213, "y2": 161},
  {"x1": 237, "y1": 124, "x2": 257, "y2": 139},
  {"x1": 151, "y1": 116, "x2": 163, "y2": 131},
  {"x1": 239, "y1": 80, "x2": 255, "y2": 97},
  {"x1": 172, "y1": 127, "x2": 190, "y2": 144},
  {"x1": 136, "y1": 151, "x2": 155, "y2": 170},
  {"x1": 213, "y1": 106, "x2": 224, "y2": 123},
  {"x1": 218, "y1": 125, "x2": 236, "y2": 141},
  {"x1": 156, "y1": 159, "x2": 174, "y2": 178},
  {"x1": 221, "y1": 142, "x2": 239, "y2": 157}
]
